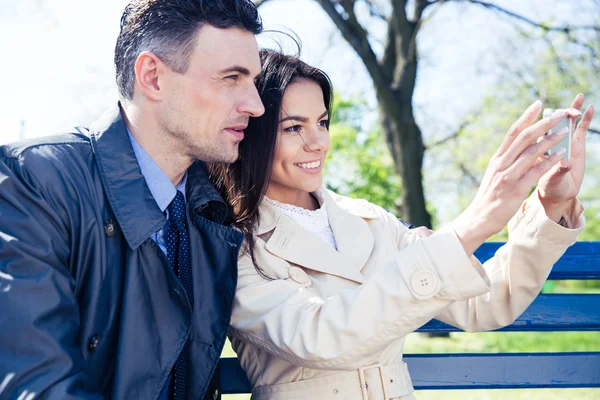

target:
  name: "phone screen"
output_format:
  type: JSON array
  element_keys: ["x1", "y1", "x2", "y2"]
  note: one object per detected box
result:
[{"x1": 543, "y1": 108, "x2": 573, "y2": 159}]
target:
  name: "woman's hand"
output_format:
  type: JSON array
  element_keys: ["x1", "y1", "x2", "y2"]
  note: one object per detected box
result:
[
  {"x1": 412, "y1": 226, "x2": 434, "y2": 238},
  {"x1": 537, "y1": 94, "x2": 595, "y2": 223},
  {"x1": 452, "y1": 100, "x2": 578, "y2": 255}
]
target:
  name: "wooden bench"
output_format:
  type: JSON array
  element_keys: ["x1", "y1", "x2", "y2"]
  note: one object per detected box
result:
[{"x1": 217, "y1": 241, "x2": 600, "y2": 395}]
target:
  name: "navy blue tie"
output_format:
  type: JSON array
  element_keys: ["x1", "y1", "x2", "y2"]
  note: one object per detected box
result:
[{"x1": 166, "y1": 190, "x2": 193, "y2": 400}]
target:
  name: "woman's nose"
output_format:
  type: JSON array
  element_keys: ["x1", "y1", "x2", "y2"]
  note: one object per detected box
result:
[{"x1": 304, "y1": 127, "x2": 330, "y2": 153}]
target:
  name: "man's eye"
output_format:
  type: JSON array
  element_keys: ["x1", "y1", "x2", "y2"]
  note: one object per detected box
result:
[{"x1": 226, "y1": 75, "x2": 239, "y2": 81}]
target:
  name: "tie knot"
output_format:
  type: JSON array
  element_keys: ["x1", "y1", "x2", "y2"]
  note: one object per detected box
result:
[{"x1": 168, "y1": 191, "x2": 186, "y2": 227}]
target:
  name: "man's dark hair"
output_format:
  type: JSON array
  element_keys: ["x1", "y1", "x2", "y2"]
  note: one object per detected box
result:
[
  {"x1": 208, "y1": 48, "x2": 334, "y2": 279},
  {"x1": 115, "y1": 0, "x2": 263, "y2": 100}
]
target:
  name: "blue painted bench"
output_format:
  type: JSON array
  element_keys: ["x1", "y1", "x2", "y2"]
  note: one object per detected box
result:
[{"x1": 217, "y1": 241, "x2": 600, "y2": 395}]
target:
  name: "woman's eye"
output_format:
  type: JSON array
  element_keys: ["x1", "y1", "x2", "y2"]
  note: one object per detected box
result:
[
  {"x1": 284, "y1": 125, "x2": 301, "y2": 133},
  {"x1": 318, "y1": 119, "x2": 329, "y2": 127}
]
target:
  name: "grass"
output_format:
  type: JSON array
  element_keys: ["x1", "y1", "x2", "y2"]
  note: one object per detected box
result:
[
  {"x1": 221, "y1": 331, "x2": 600, "y2": 399},
  {"x1": 404, "y1": 331, "x2": 600, "y2": 353}
]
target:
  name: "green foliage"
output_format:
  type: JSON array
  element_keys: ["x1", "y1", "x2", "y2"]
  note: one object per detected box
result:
[
  {"x1": 427, "y1": 34, "x2": 600, "y2": 240},
  {"x1": 324, "y1": 96, "x2": 403, "y2": 213},
  {"x1": 404, "y1": 331, "x2": 600, "y2": 354}
]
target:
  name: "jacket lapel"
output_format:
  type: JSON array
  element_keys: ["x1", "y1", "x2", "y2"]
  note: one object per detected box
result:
[
  {"x1": 258, "y1": 189, "x2": 378, "y2": 284},
  {"x1": 323, "y1": 189, "x2": 376, "y2": 273},
  {"x1": 89, "y1": 105, "x2": 165, "y2": 250}
]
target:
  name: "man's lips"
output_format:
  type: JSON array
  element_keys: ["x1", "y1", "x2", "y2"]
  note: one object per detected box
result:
[{"x1": 225, "y1": 126, "x2": 246, "y2": 140}]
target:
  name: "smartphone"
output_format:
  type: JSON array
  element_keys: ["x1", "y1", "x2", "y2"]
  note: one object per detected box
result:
[{"x1": 543, "y1": 108, "x2": 575, "y2": 159}]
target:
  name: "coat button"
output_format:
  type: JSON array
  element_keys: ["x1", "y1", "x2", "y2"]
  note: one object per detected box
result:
[
  {"x1": 288, "y1": 267, "x2": 309, "y2": 284},
  {"x1": 104, "y1": 219, "x2": 116, "y2": 236},
  {"x1": 87, "y1": 334, "x2": 100, "y2": 352},
  {"x1": 410, "y1": 270, "x2": 439, "y2": 297}
]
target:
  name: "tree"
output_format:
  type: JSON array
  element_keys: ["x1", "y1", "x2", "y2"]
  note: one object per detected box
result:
[
  {"x1": 324, "y1": 96, "x2": 403, "y2": 212},
  {"x1": 256, "y1": 0, "x2": 600, "y2": 229}
]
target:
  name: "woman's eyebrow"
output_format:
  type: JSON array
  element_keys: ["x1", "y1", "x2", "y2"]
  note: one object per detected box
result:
[
  {"x1": 279, "y1": 111, "x2": 328, "y2": 124},
  {"x1": 280, "y1": 115, "x2": 308, "y2": 123}
]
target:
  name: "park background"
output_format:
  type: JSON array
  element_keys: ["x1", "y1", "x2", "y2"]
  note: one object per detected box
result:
[{"x1": 1, "y1": 0, "x2": 599, "y2": 398}]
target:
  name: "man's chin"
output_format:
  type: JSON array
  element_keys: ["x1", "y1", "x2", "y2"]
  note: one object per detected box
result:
[{"x1": 192, "y1": 150, "x2": 238, "y2": 164}]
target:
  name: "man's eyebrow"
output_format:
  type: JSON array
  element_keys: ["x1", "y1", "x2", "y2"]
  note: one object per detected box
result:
[
  {"x1": 219, "y1": 65, "x2": 251, "y2": 76},
  {"x1": 279, "y1": 110, "x2": 329, "y2": 124}
]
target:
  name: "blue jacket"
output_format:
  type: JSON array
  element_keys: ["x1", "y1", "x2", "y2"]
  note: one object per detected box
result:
[{"x1": 0, "y1": 106, "x2": 243, "y2": 399}]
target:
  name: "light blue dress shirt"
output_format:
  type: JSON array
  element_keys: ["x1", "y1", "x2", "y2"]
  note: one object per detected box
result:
[{"x1": 128, "y1": 132, "x2": 187, "y2": 256}]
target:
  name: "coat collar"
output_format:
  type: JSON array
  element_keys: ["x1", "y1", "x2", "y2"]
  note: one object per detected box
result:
[
  {"x1": 89, "y1": 105, "x2": 226, "y2": 250},
  {"x1": 257, "y1": 188, "x2": 378, "y2": 284}
]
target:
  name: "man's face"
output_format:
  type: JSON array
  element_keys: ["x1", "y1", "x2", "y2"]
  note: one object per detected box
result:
[{"x1": 159, "y1": 25, "x2": 264, "y2": 163}]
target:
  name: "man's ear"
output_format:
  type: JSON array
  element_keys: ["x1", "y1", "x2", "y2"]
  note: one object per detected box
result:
[{"x1": 134, "y1": 51, "x2": 168, "y2": 101}]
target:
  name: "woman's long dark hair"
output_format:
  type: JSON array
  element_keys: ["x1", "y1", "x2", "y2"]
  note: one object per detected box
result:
[{"x1": 208, "y1": 49, "x2": 333, "y2": 275}]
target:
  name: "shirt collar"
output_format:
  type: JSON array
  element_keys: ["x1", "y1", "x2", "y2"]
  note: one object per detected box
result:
[
  {"x1": 89, "y1": 105, "x2": 227, "y2": 250},
  {"x1": 127, "y1": 130, "x2": 187, "y2": 212}
]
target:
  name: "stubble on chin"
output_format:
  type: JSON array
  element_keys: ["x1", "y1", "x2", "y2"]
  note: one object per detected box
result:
[{"x1": 188, "y1": 138, "x2": 240, "y2": 164}]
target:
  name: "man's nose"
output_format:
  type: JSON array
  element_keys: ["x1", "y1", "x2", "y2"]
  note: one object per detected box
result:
[{"x1": 240, "y1": 84, "x2": 265, "y2": 117}]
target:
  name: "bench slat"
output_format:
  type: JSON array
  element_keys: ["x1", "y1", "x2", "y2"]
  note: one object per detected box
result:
[
  {"x1": 219, "y1": 352, "x2": 600, "y2": 392},
  {"x1": 477, "y1": 242, "x2": 600, "y2": 279},
  {"x1": 407, "y1": 352, "x2": 600, "y2": 389},
  {"x1": 420, "y1": 294, "x2": 600, "y2": 332}
]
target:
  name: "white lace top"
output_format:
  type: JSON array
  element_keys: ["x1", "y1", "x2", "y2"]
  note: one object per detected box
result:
[{"x1": 264, "y1": 192, "x2": 338, "y2": 250}]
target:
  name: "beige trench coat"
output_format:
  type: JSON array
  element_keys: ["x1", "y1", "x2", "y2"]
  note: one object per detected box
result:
[{"x1": 229, "y1": 188, "x2": 584, "y2": 399}]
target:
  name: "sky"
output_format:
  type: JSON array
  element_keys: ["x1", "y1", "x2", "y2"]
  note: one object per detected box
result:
[
  {"x1": 0, "y1": 0, "x2": 597, "y2": 222},
  {"x1": 3, "y1": 0, "x2": 589, "y2": 143}
]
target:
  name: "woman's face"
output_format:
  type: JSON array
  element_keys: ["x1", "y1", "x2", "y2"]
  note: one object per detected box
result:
[{"x1": 265, "y1": 78, "x2": 330, "y2": 206}]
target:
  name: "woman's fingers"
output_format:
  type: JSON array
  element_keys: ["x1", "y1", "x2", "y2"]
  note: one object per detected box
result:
[
  {"x1": 504, "y1": 126, "x2": 569, "y2": 180},
  {"x1": 569, "y1": 104, "x2": 595, "y2": 179},
  {"x1": 574, "y1": 104, "x2": 595, "y2": 145},
  {"x1": 570, "y1": 93, "x2": 585, "y2": 110},
  {"x1": 519, "y1": 149, "x2": 566, "y2": 192},
  {"x1": 495, "y1": 100, "x2": 542, "y2": 157},
  {"x1": 499, "y1": 108, "x2": 568, "y2": 167}
]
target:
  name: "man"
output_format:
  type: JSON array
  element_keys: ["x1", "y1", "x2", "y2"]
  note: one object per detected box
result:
[{"x1": 0, "y1": 0, "x2": 264, "y2": 398}]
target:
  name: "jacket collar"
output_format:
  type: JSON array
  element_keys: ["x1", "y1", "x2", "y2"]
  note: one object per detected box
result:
[
  {"x1": 89, "y1": 105, "x2": 226, "y2": 250},
  {"x1": 257, "y1": 188, "x2": 377, "y2": 284}
]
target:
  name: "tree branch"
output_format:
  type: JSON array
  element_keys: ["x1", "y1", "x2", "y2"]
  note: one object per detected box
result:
[
  {"x1": 414, "y1": 0, "x2": 441, "y2": 21},
  {"x1": 381, "y1": 23, "x2": 397, "y2": 80},
  {"x1": 463, "y1": 0, "x2": 600, "y2": 33},
  {"x1": 364, "y1": 0, "x2": 388, "y2": 21},
  {"x1": 428, "y1": 132, "x2": 459, "y2": 148},
  {"x1": 315, "y1": 0, "x2": 390, "y2": 93},
  {"x1": 426, "y1": 116, "x2": 474, "y2": 149},
  {"x1": 458, "y1": 162, "x2": 481, "y2": 187},
  {"x1": 390, "y1": 0, "x2": 409, "y2": 28}
]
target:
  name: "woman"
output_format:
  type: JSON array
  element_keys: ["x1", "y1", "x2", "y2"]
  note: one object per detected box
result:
[{"x1": 209, "y1": 49, "x2": 593, "y2": 399}]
